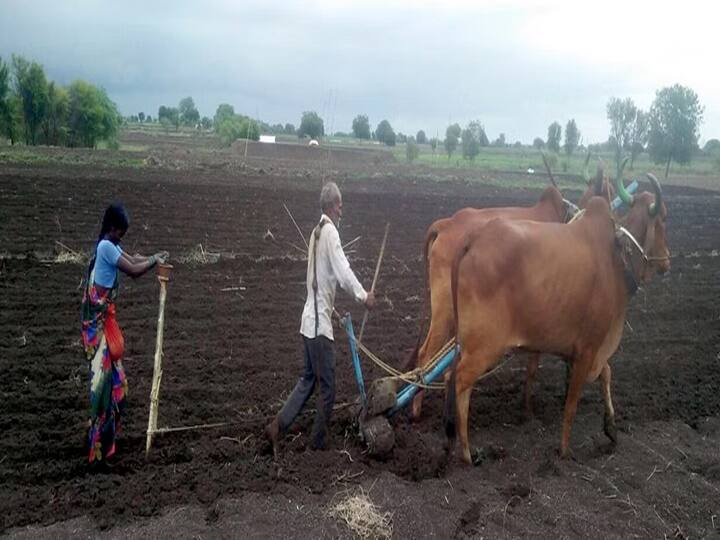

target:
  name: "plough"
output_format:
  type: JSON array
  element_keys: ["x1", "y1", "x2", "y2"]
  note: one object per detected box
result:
[{"x1": 343, "y1": 312, "x2": 459, "y2": 456}]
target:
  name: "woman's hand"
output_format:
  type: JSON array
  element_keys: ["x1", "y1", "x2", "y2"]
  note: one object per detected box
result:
[{"x1": 153, "y1": 251, "x2": 170, "y2": 264}]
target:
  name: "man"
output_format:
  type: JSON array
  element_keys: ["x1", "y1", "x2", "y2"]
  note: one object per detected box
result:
[{"x1": 265, "y1": 182, "x2": 376, "y2": 457}]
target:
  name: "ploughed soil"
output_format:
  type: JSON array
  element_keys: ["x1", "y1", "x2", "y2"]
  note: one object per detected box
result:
[{"x1": 1, "y1": 139, "x2": 719, "y2": 538}]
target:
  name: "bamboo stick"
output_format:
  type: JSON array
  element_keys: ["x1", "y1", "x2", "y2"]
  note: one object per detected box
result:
[
  {"x1": 283, "y1": 203, "x2": 309, "y2": 250},
  {"x1": 145, "y1": 267, "x2": 171, "y2": 455},
  {"x1": 342, "y1": 235, "x2": 362, "y2": 250},
  {"x1": 359, "y1": 223, "x2": 389, "y2": 342}
]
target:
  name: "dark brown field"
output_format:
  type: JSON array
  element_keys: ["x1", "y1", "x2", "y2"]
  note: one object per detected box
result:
[{"x1": 1, "y1": 136, "x2": 719, "y2": 538}]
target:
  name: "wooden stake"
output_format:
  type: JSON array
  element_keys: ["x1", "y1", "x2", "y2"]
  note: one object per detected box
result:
[
  {"x1": 146, "y1": 266, "x2": 171, "y2": 455},
  {"x1": 359, "y1": 223, "x2": 389, "y2": 342}
]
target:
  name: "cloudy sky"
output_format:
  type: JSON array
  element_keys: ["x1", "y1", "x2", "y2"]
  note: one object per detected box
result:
[{"x1": 1, "y1": 0, "x2": 717, "y2": 144}]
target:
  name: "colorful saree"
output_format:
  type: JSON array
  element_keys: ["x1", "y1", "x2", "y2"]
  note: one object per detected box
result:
[{"x1": 81, "y1": 264, "x2": 127, "y2": 463}]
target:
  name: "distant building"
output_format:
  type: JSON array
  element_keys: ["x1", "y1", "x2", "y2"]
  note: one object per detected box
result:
[
  {"x1": 308, "y1": 139, "x2": 319, "y2": 147},
  {"x1": 259, "y1": 135, "x2": 276, "y2": 144}
]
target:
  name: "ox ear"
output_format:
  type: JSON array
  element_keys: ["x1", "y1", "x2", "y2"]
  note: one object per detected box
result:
[
  {"x1": 647, "y1": 173, "x2": 663, "y2": 217},
  {"x1": 615, "y1": 156, "x2": 633, "y2": 205}
]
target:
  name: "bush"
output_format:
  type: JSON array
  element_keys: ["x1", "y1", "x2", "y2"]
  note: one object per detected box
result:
[
  {"x1": 406, "y1": 140, "x2": 419, "y2": 162},
  {"x1": 216, "y1": 115, "x2": 260, "y2": 146}
]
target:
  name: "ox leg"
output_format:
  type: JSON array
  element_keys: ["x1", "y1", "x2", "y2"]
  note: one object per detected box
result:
[
  {"x1": 600, "y1": 364, "x2": 618, "y2": 445},
  {"x1": 411, "y1": 321, "x2": 453, "y2": 421},
  {"x1": 455, "y1": 383, "x2": 473, "y2": 465},
  {"x1": 410, "y1": 390, "x2": 424, "y2": 421},
  {"x1": 453, "y1": 353, "x2": 500, "y2": 465},
  {"x1": 524, "y1": 353, "x2": 540, "y2": 418},
  {"x1": 559, "y1": 360, "x2": 590, "y2": 459},
  {"x1": 564, "y1": 359, "x2": 571, "y2": 401}
]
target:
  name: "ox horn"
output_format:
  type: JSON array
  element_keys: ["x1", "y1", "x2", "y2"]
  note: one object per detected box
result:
[
  {"x1": 582, "y1": 150, "x2": 592, "y2": 185},
  {"x1": 541, "y1": 151, "x2": 558, "y2": 188},
  {"x1": 615, "y1": 156, "x2": 633, "y2": 205},
  {"x1": 647, "y1": 173, "x2": 663, "y2": 217}
]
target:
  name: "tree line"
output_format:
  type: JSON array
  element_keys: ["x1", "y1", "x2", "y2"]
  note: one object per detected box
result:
[
  {"x1": 345, "y1": 84, "x2": 704, "y2": 176},
  {"x1": 1, "y1": 57, "x2": 709, "y2": 177},
  {"x1": 0, "y1": 55, "x2": 120, "y2": 148}
]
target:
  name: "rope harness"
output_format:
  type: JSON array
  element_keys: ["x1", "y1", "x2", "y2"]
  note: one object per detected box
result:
[
  {"x1": 342, "y1": 328, "x2": 509, "y2": 391},
  {"x1": 312, "y1": 217, "x2": 330, "y2": 338}
]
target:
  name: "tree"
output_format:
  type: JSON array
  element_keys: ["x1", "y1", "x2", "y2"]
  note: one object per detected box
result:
[
  {"x1": 284, "y1": 123, "x2": 295, "y2": 135},
  {"x1": 406, "y1": 140, "x2": 419, "y2": 162},
  {"x1": 564, "y1": 119, "x2": 580, "y2": 156},
  {"x1": 444, "y1": 124, "x2": 459, "y2": 158},
  {"x1": 298, "y1": 111, "x2": 324, "y2": 139},
  {"x1": 532, "y1": 137, "x2": 544, "y2": 149},
  {"x1": 0, "y1": 56, "x2": 14, "y2": 143},
  {"x1": 200, "y1": 116, "x2": 212, "y2": 130},
  {"x1": 703, "y1": 139, "x2": 720, "y2": 154},
  {"x1": 397, "y1": 132, "x2": 407, "y2": 144},
  {"x1": 179, "y1": 96, "x2": 199, "y2": 126},
  {"x1": 461, "y1": 127, "x2": 480, "y2": 160},
  {"x1": 12, "y1": 55, "x2": 49, "y2": 145},
  {"x1": 158, "y1": 105, "x2": 179, "y2": 130},
  {"x1": 547, "y1": 122, "x2": 561, "y2": 153},
  {"x1": 213, "y1": 103, "x2": 235, "y2": 128},
  {"x1": 647, "y1": 84, "x2": 704, "y2": 178},
  {"x1": 138, "y1": 112, "x2": 145, "y2": 122},
  {"x1": 41, "y1": 82, "x2": 68, "y2": 145},
  {"x1": 607, "y1": 97, "x2": 637, "y2": 171},
  {"x1": 430, "y1": 137, "x2": 438, "y2": 154},
  {"x1": 492, "y1": 133, "x2": 506, "y2": 148},
  {"x1": 375, "y1": 119, "x2": 396, "y2": 146},
  {"x1": 416, "y1": 130, "x2": 427, "y2": 144},
  {"x1": 629, "y1": 109, "x2": 649, "y2": 168},
  {"x1": 66, "y1": 80, "x2": 120, "y2": 148},
  {"x1": 352, "y1": 114, "x2": 371, "y2": 139},
  {"x1": 447, "y1": 123, "x2": 461, "y2": 140},
  {"x1": 465, "y1": 120, "x2": 489, "y2": 148}
]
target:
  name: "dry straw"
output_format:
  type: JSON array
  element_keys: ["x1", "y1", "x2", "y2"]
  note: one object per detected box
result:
[{"x1": 327, "y1": 487, "x2": 393, "y2": 539}]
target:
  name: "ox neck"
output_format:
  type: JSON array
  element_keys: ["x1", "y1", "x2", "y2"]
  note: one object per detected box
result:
[{"x1": 615, "y1": 225, "x2": 648, "y2": 297}]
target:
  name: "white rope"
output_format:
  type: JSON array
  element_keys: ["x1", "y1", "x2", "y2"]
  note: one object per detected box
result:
[{"x1": 567, "y1": 208, "x2": 586, "y2": 224}]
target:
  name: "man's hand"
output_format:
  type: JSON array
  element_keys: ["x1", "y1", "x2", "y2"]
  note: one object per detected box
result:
[{"x1": 364, "y1": 291, "x2": 376, "y2": 309}]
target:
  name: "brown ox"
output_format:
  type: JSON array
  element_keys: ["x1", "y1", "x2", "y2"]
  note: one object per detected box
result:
[
  {"x1": 445, "y1": 175, "x2": 669, "y2": 464},
  {"x1": 409, "y1": 164, "x2": 616, "y2": 420}
]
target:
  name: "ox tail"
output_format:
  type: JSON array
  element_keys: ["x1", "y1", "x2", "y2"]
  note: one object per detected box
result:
[
  {"x1": 402, "y1": 226, "x2": 440, "y2": 371},
  {"x1": 444, "y1": 352, "x2": 458, "y2": 441},
  {"x1": 444, "y1": 236, "x2": 471, "y2": 442}
]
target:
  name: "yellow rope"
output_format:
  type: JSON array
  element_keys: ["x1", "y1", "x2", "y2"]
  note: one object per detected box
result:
[
  {"x1": 353, "y1": 337, "x2": 454, "y2": 390},
  {"x1": 352, "y1": 335, "x2": 512, "y2": 391}
]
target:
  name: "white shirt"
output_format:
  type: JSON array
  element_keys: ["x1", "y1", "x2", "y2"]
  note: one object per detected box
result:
[{"x1": 300, "y1": 214, "x2": 368, "y2": 340}]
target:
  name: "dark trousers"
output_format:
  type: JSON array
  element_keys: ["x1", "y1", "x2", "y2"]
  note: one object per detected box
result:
[{"x1": 277, "y1": 336, "x2": 336, "y2": 449}]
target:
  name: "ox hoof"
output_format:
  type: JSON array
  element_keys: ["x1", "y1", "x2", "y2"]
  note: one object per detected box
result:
[
  {"x1": 603, "y1": 414, "x2": 618, "y2": 445},
  {"x1": 361, "y1": 415, "x2": 395, "y2": 458}
]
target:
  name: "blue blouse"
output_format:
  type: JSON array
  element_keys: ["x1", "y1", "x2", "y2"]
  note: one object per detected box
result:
[{"x1": 94, "y1": 240, "x2": 122, "y2": 288}]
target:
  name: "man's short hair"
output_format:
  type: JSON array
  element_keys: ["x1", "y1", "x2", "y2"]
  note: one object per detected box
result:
[{"x1": 320, "y1": 182, "x2": 341, "y2": 212}]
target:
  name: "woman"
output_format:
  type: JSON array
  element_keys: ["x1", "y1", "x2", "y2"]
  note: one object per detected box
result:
[{"x1": 81, "y1": 203, "x2": 168, "y2": 465}]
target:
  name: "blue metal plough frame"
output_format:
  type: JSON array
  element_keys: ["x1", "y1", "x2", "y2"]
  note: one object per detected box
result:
[{"x1": 344, "y1": 314, "x2": 458, "y2": 417}]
